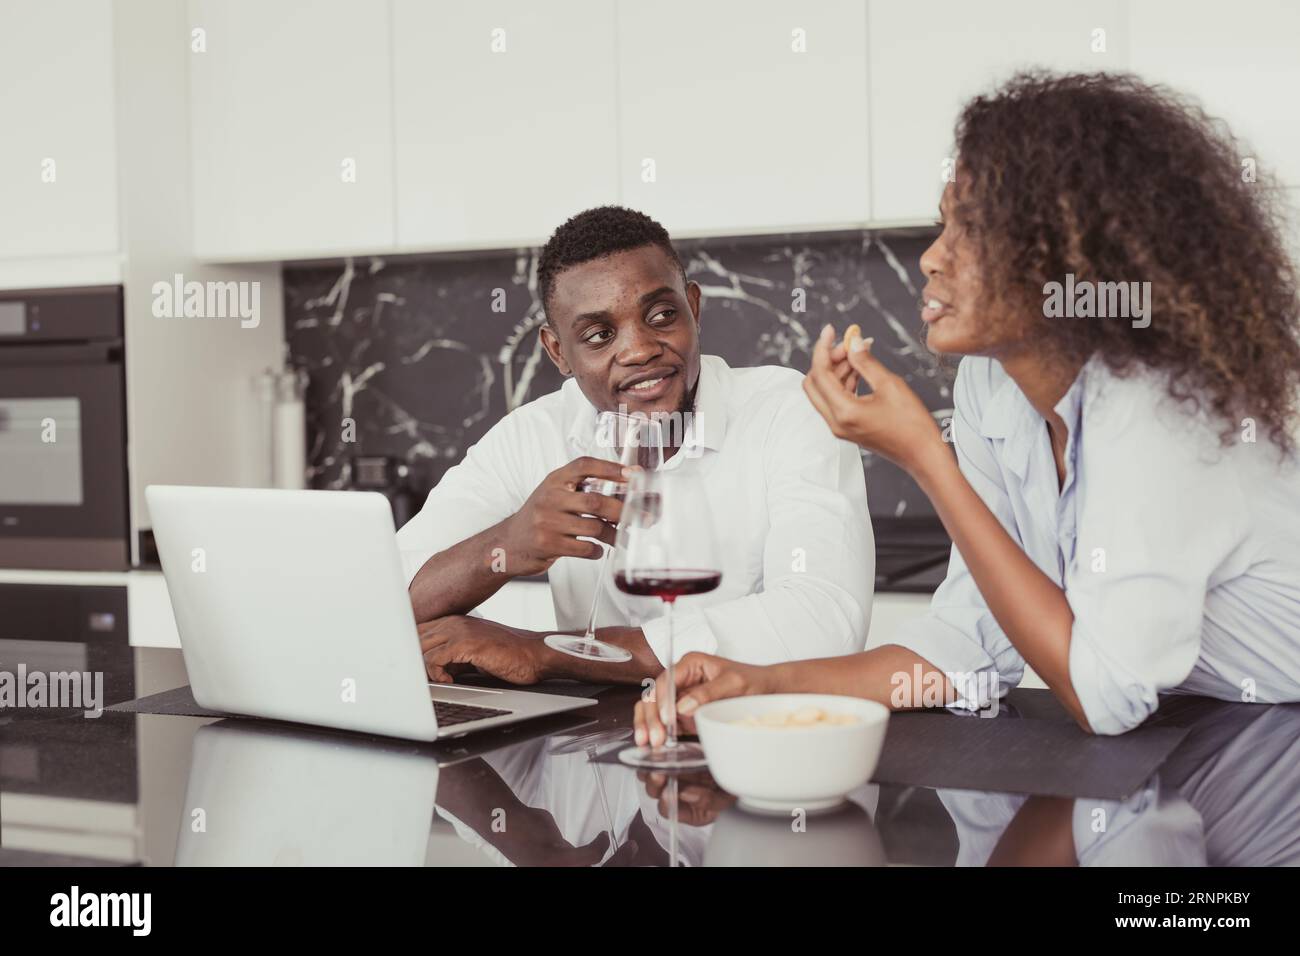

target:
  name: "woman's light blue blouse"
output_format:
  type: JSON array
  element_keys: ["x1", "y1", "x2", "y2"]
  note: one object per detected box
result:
[{"x1": 892, "y1": 355, "x2": 1300, "y2": 735}]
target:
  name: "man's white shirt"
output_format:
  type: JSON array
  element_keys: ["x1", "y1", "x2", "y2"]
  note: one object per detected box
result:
[{"x1": 396, "y1": 354, "x2": 875, "y2": 666}]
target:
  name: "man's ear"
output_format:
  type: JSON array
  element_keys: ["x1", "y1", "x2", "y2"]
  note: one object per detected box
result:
[
  {"x1": 686, "y1": 280, "x2": 703, "y2": 328},
  {"x1": 539, "y1": 321, "x2": 572, "y2": 376}
]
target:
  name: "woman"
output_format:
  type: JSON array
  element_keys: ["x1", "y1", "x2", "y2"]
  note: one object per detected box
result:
[{"x1": 635, "y1": 71, "x2": 1300, "y2": 740}]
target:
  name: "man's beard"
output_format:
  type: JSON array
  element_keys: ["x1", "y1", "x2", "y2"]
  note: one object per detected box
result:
[{"x1": 677, "y1": 374, "x2": 699, "y2": 418}]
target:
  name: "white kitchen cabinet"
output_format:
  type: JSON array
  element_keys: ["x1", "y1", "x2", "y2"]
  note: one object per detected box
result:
[
  {"x1": 1128, "y1": 0, "x2": 1300, "y2": 189},
  {"x1": 868, "y1": 0, "x2": 1128, "y2": 224},
  {"x1": 0, "y1": 0, "x2": 119, "y2": 260},
  {"x1": 473, "y1": 579, "x2": 557, "y2": 632},
  {"x1": 188, "y1": 0, "x2": 395, "y2": 260},
  {"x1": 864, "y1": 591, "x2": 930, "y2": 650},
  {"x1": 867, "y1": 591, "x2": 1045, "y2": 689},
  {"x1": 617, "y1": 0, "x2": 871, "y2": 236},
  {"x1": 393, "y1": 0, "x2": 619, "y2": 250}
]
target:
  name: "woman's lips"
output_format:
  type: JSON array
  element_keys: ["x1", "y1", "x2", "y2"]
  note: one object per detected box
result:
[
  {"x1": 619, "y1": 369, "x2": 677, "y2": 402},
  {"x1": 921, "y1": 297, "x2": 951, "y2": 323}
]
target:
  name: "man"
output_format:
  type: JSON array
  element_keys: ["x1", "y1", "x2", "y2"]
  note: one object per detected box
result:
[{"x1": 398, "y1": 205, "x2": 874, "y2": 685}]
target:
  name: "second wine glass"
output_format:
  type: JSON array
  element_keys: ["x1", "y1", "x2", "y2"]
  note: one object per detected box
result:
[{"x1": 615, "y1": 467, "x2": 722, "y2": 769}]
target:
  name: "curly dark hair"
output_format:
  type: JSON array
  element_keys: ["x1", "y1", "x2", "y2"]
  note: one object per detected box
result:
[
  {"x1": 952, "y1": 71, "x2": 1300, "y2": 453},
  {"x1": 537, "y1": 205, "x2": 685, "y2": 321}
]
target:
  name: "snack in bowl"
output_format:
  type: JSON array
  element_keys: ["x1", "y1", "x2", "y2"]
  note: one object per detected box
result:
[
  {"x1": 731, "y1": 707, "x2": 860, "y2": 728},
  {"x1": 695, "y1": 693, "x2": 890, "y2": 814}
]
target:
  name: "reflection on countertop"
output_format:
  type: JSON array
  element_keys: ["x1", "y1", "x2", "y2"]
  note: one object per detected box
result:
[{"x1": 3, "y1": 651, "x2": 1298, "y2": 867}]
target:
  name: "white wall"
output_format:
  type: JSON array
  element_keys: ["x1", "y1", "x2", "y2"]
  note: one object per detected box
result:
[{"x1": 113, "y1": 0, "x2": 286, "y2": 559}]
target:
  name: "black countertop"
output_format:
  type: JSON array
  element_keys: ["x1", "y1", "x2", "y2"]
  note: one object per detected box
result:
[
  {"x1": 3, "y1": 649, "x2": 1298, "y2": 867},
  {"x1": 873, "y1": 518, "x2": 952, "y2": 592}
]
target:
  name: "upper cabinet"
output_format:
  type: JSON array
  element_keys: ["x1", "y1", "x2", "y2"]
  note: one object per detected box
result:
[
  {"x1": 178, "y1": 0, "x2": 1295, "y2": 259},
  {"x1": 1128, "y1": 0, "x2": 1300, "y2": 189},
  {"x1": 393, "y1": 0, "x2": 619, "y2": 250},
  {"x1": 867, "y1": 0, "x2": 1128, "y2": 224},
  {"x1": 188, "y1": 0, "x2": 395, "y2": 261},
  {"x1": 616, "y1": 0, "x2": 871, "y2": 236},
  {"x1": 0, "y1": 0, "x2": 119, "y2": 259}
]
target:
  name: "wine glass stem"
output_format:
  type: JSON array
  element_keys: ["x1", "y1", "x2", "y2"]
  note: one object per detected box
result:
[
  {"x1": 669, "y1": 776, "x2": 680, "y2": 867},
  {"x1": 579, "y1": 546, "x2": 614, "y2": 645},
  {"x1": 587, "y1": 747, "x2": 618, "y2": 851},
  {"x1": 580, "y1": 417, "x2": 644, "y2": 648},
  {"x1": 663, "y1": 598, "x2": 677, "y2": 749}
]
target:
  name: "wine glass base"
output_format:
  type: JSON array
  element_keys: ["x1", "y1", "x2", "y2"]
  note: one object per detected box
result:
[
  {"x1": 618, "y1": 742, "x2": 708, "y2": 770},
  {"x1": 543, "y1": 633, "x2": 634, "y2": 663}
]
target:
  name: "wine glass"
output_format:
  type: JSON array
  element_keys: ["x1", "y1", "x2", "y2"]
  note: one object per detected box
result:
[
  {"x1": 615, "y1": 468, "x2": 722, "y2": 769},
  {"x1": 543, "y1": 412, "x2": 665, "y2": 663}
]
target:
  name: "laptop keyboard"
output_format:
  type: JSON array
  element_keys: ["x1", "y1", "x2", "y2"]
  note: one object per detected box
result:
[{"x1": 433, "y1": 699, "x2": 513, "y2": 727}]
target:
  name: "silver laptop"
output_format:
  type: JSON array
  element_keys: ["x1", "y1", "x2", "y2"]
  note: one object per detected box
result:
[{"x1": 146, "y1": 485, "x2": 595, "y2": 741}]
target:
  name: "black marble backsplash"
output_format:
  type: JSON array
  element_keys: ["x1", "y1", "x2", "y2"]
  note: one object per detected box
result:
[{"x1": 283, "y1": 230, "x2": 953, "y2": 521}]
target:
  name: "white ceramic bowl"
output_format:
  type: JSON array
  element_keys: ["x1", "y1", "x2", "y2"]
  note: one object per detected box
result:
[{"x1": 694, "y1": 694, "x2": 890, "y2": 813}]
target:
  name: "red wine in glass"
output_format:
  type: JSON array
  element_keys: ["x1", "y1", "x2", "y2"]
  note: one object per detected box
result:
[{"x1": 614, "y1": 570, "x2": 722, "y2": 601}]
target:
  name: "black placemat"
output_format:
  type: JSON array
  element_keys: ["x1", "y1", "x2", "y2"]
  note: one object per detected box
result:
[
  {"x1": 106, "y1": 684, "x2": 224, "y2": 718},
  {"x1": 867, "y1": 709, "x2": 1186, "y2": 799}
]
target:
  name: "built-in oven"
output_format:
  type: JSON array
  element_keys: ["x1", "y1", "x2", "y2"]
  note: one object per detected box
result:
[{"x1": 0, "y1": 286, "x2": 129, "y2": 570}]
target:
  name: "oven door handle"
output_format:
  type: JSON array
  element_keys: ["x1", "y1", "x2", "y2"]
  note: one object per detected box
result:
[{"x1": 0, "y1": 341, "x2": 123, "y2": 367}]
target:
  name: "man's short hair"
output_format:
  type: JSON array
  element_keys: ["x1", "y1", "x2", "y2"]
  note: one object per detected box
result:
[{"x1": 537, "y1": 205, "x2": 686, "y2": 322}]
